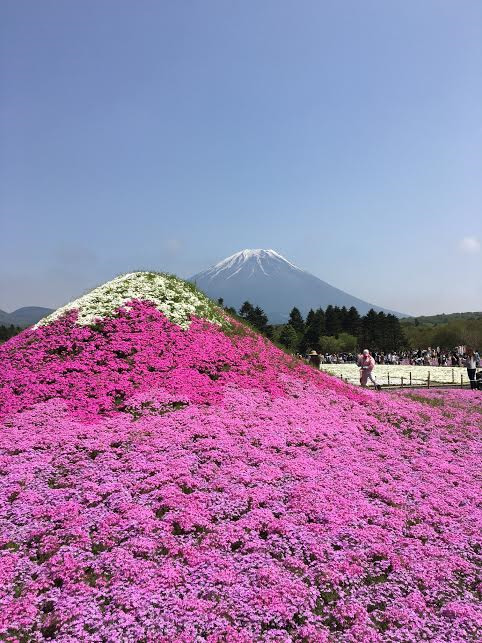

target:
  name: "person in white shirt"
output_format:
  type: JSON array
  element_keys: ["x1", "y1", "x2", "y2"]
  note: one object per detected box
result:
[{"x1": 464, "y1": 347, "x2": 479, "y2": 390}]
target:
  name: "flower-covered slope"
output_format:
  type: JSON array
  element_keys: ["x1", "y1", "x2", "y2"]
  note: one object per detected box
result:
[
  {"x1": 35, "y1": 271, "x2": 225, "y2": 329},
  {"x1": 0, "y1": 274, "x2": 481, "y2": 642}
]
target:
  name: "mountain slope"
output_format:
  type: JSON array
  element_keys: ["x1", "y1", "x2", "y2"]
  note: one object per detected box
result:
[
  {"x1": 0, "y1": 272, "x2": 479, "y2": 641},
  {"x1": 191, "y1": 249, "x2": 405, "y2": 322},
  {"x1": 0, "y1": 306, "x2": 54, "y2": 327}
]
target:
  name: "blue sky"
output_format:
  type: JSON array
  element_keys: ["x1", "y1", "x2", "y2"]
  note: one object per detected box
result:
[{"x1": 1, "y1": 0, "x2": 481, "y2": 315}]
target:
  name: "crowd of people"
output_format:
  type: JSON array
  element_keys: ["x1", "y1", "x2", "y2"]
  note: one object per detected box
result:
[
  {"x1": 301, "y1": 346, "x2": 481, "y2": 390},
  {"x1": 299, "y1": 351, "x2": 356, "y2": 365},
  {"x1": 399, "y1": 348, "x2": 474, "y2": 367},
  {"x1": 344, "y1": 348, "x2": 477, "y2": 367}
]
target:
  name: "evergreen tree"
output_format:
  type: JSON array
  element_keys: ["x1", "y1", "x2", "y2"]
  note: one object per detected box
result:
[
  {"x1": 325, "y1": 305, "x2": 342, "y2": 336},
  {"x1": 252, "y1": 306, "x2": 269, "y2": 334},
  {"x1": 359, "y1": 309, "x2": 378, "y2": 349},
  {"x1": 306, "y1": 309, "x2": 315, "y2": 326},
  {"x1": 301, "y1": 308, "x2": 325, "y2": 352},
  {"x1": 237, "y1": 299, "x2": 408, "y2": 351},
  {"x1": 334, "y1": 306, "x2": 343, "y2": 335},
  {"x1": 357, "y1": 309, "x2": 407, "y2": 352},
  {"x1": 288, "y1": 307, "x2": 304, "y2": 334},
  {"x1": 340, "y1": 306, "x2": 349, "y2": 332},
  {"x1": 239, "y1": 301, "x2": 255, "y2": 319},
  {"x1": 385, "y1": 314, "x2": 407, "y2": 350},
  {"x1": 264, "y1": 325, "x2": 274, "y2": 339},
  {"x1": 279, "y1": 324, "x2": 299, "y2": 351},
  {"x1": 316, "y1": 308, "x2": 326, "y2": 335},
  {"x1": 376, "y1": 312, "x2": 387, "y2": 351},
  {"x1": 0, "y1": 324, "x2": 22, "y2": 343},
  {"x1": 345, "y1": 306, "x2": 361, "y2": 336},
  {"x1": 239, "y1": 301, "x2": 271, "y2": 336}
]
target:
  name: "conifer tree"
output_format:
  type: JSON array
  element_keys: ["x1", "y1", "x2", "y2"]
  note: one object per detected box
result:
[
  {"x1": 253, "y1": 306, "x2": 269, "y2": 334},
  {"x1": 306, "y1": 309, "x2": 315, "y2": 327},
  {"x1": 0, "y1": 324, "x2": 22, "y2": 343},
  {"x1": 325, "y1": 305, "x2": 342, "y2": 336},
  {"x1": 239, "y1": 301, "x2": 254, "y2": 319},
  {"x1": 279, "y1": 324, "x2": 299, "y2": 350},
  {"x1": 239, "y1": 301, "x2": 271, "y2": 336},
  {"x1": 346, "y1": 306, "x2": 361, "y2": 336},
  {"x1": 359, "y1": 309, "x2": 379, "y2": 349},
  {"x1": 300, "y1": 308, "x2": 325, "y2": 352},
  {"x1": 288, "y1": 307, "x2": 305, "y2": 334},
  {"x1": 340, "y1": 306, "x2": 349, "y2": 332},
  {"x1": 385, "y1": 314, "x2": 407, "y2": 350}
]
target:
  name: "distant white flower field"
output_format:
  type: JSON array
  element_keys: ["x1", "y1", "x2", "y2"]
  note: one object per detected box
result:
[{"x1": 321, "y1": 363, "x2": 469, "y2": 386}]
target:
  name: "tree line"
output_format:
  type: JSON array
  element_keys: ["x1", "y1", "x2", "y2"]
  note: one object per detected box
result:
[
  {"x1": 0, "y1": 324, "x2": 22, "y2": 343},
  {"x1": 401, "y1": 317, "x2": 482, "y2": 351},
  {"x1": 226, "y1": 298, "x2": 482, "y2": 352},
  {"x1": 280, "y1": 305, "x2": 407, "y2": 353},
  {"x1": 217, "y1": 299, "x2": 273, "y2": 337},
  {"x1": 220, "y1": 299, "x2": 407, "y2": 353}
]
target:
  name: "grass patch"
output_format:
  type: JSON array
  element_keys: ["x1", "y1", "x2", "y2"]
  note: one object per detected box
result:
[{"x1": 405, "y1": 393, "x2": 445, "y2": 408}]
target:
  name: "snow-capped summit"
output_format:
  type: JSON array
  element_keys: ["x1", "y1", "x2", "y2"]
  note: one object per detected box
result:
[
  {"x1": 201, "y1": 249, "x2": 304, "y2": 281},
  {"x1": 191, "y1": 249, "x2": 405, "y2": 322}
]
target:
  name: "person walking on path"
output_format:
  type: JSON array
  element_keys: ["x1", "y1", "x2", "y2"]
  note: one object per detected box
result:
[
  {"x1": 357, "y1": 349, "x2": 381, "y2": 390},
  {"x1": 464, "y1": 347, "x2": 479, "y2": 390}
]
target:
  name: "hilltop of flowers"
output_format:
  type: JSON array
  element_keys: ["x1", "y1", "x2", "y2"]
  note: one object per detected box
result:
[
  {"x1": 0, "y1": 273, "x2": 481, "y2": 642},
  {"x1": 35, "y1": 271, "x2": 225, "y2": 329}
]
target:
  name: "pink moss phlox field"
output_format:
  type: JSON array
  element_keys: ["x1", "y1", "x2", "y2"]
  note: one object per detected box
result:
[{"x1": 0, "y1": 300, "x2": 481, "y2": 642}]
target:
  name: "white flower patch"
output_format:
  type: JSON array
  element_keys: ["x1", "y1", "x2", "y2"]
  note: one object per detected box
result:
[
  {"x1": 320, "y1": 363, "x2": 469, "y2": 386},
  {"x1": 36, "y1": 272, "x2": 226, "y2": 329}
]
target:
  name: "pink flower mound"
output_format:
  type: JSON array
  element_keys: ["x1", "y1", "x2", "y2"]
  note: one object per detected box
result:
[{"x1": 0, "y1": 301, "x2": 481, "y2": 642}]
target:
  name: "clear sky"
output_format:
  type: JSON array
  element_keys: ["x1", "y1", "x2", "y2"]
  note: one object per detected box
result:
[{"x1": 1, "y1": 0, "x2": 481, "y2": 315}]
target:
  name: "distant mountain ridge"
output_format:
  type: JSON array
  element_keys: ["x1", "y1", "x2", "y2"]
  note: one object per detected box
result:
[
  {"x1": 190, "y1": 249, "x2": 406, "y2": 323},
  {"x1": 402, "y1": 311, "x2": 482, "y2": 326},
  {"x1": 0, "y1": 307, "x2": 54, "y2": 328}
]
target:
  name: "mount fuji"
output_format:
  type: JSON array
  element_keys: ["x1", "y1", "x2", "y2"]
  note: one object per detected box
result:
[{"x1": 190, "y1": 249, "x2": 405, "y2": 323}]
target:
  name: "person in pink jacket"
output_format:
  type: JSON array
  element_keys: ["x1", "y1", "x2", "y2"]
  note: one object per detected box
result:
[{"x1": 358, "y1": 349, "x2": 381, "y2": 390}]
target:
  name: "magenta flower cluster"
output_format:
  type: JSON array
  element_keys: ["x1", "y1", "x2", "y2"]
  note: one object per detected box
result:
[{"x1": 0, "y1": 300, "x2": 480, "y2": 641}]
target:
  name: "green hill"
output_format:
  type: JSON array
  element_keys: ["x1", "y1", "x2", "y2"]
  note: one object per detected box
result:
[{"x1": 401, "y1": 311, "x2": 482, "y2": 326}]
